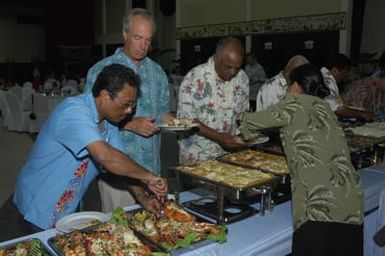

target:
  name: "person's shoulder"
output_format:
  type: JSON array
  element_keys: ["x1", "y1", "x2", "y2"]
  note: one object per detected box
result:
[
  {"x1": 236, "y1": 69, "x2": 249, "y2": 81},
  {"x1": 145, "y1": 57, "x2": 166, "y2": 72},
  {"x1": 264, "y1": 74, "x2": 281, "y2": 86}
]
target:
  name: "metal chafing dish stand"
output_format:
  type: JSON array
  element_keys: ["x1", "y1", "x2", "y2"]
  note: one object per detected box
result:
[{"x1": 169, "y1": 165, "x2": 276, "y2": 225}]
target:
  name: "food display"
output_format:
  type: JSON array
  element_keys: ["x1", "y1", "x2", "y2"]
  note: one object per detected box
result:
[
  {"x1": 218, "y1": 149, "x2": 289, "y2": 175},
  {"x1": 175, "y1": 159, "x2": 275, "y2": 189},
  {"x1": 347, "y1": 122, "x2": 385, "y2": 138},
  {"x1": 347, "y1": 134, "x2": 385, "y2": 147},
  {"x1": 234, "y1": 133, "x2": 269, "y2": 146},
  {"x1": 167, "y1": 117, "x2": 194, "y2": 127},
  {"x1": 0, "y1": 239, "x2": 51, "y2": 256},
  {"x1": 127, "y1": 201, "x2": 226, "y2": 251},
  {"x1": 49, "y1": 208, "x2": 164, "y2": 256}
]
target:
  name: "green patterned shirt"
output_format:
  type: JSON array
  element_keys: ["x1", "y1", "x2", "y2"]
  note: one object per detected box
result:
[{"x1": 240, "y1": 93, "x2": 364, "y2": 230}]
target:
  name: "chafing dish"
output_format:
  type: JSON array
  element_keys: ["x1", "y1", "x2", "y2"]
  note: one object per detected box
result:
[{"x1": 169, "y1": 160, "x2": 277, "y2": 224}]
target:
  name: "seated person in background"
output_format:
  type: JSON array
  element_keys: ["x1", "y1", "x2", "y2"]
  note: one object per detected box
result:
[
  {"x1": 373, "y1": 50, "x2": 385, "y2": 77},
  {"x1": 238, "y1": 64, "x2": 363, "y2": 256},
  {"x1": 256, "y1": 55, "x2": 309, "y2": 111},
  {"x1": 342, "y1": 70, "x2": 385, "y2": 114},
  {"x1": 321, "y1": 53, "x2": 375, "y2": 121},
  {"x1": 13, "y1": 64, "x2": 168, "y2": 230},
  {"x1": 177, "y1": 37, "x2": 249, "y2": 163},
  {"x1": 245, "y1": 52, "x2": 266, "y2": 84}
]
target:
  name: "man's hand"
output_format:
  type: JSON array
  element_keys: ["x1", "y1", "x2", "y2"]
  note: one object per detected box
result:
[
  {"x1": 217, "y1": 132, "x2": 243, "y2": 149},
  {"x1": 358, "y1": 111, "x2": 377, "y2": 122},
  {"x1": 140, "y1": 195, "x2": 162, "y2": 217},
  {"x1": 147, "y1": 177, "x2": 168, "y2": 198},
  {"x1": 123, "y1": 116, "x2": 159, "y2": 137}
]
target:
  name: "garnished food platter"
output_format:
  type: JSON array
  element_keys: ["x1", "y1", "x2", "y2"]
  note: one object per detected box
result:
[
  {"x1": 126, "y1": 201, "x2": 227, "y2": 255},
  {"x1": 48, "y1": 202, "x2": 226, "y2": 256},
  {"x1": 0, "y1": 238, "x2": 52, "y2": 256}
]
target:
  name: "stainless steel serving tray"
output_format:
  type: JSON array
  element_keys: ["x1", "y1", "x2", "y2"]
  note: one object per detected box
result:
[
  {"x1": 216, "y1": 150, "x2": 290, "y2": 184},
  {"x1": 126, "y1": 207, "x2": 227, "y2": 255},
  {"x1": 0, "y1": 238, "x2": 52, "y2": 256},
  {"x1": 170, "y1": 161, "x2": 277, "y2": 192},
  {"x1": 47, "y1": 222, "x2": 165, "y2": 256}
]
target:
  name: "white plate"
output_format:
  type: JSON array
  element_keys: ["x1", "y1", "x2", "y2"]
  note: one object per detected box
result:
[
  {"x1": 236, "y1": 135, "x2": 269, "y2": 146},
  {"x1": 55, "y1": 211, "x2": 108, "y2": 233},
  {"x1": 158, "y1": 123, "x2": 199, "y2": 131},
  {"x1": 346, "y1": 105, "x2": 366, "y2": 111}
]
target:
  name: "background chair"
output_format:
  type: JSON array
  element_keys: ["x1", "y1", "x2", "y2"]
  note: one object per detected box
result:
[
  {"x1": 3, "y1": 92, "x2": 31, "y2": 132},
  {"x1": 31, "y1": 93, "x2": 51, "y2": 132},
  {"x1": 21, "y1": 81, "x2": 35, "y2": 111}
]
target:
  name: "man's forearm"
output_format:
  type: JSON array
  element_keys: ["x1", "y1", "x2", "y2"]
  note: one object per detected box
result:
[
  {"x1": 128, "y1": 184, "x2": 148, "y2": 204},
  {"x1": 88, "y1": 141, "x2": 156, "y2": 182},
  {"x1": 197, "y1": 123, "x2": 222, "y2": 143}
]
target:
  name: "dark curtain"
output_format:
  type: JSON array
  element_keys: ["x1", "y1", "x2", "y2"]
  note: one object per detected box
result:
[{"x1": 350, "y1": 0, "x2": 366, "y2": 60}]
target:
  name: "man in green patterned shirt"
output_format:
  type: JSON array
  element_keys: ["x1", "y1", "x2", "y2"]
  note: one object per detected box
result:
[{"x1": 238, "y1": 64, "x2": 364, "y2": 256}]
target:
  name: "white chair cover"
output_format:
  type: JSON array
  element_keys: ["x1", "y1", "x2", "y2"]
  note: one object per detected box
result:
[
  {"x1": 32, "y1": 93, "x2": 51, "y2": 131},
  {"x1": 3, "y1": 92, "x2": 31, "y2": 132},
  {"x1": 0, "y1": 90, "x2": 9, "y2": 126},
  {"x1": 8, "y1": 85, "x2": 22, "y2": 99},
  {"x1": 21, "y1": 81, "x2": 35, "y2": 111}
]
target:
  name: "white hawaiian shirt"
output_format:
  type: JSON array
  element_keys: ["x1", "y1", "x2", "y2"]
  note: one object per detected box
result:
[
  {"x1": 177, "y1": 57, "x2": 249, "y2": 163},
  {"x1": 255, "y1": 71, "x2": 287, "y2": 111},
  {"x1": 320, "y1": 67, "x2": 343, "y2": 111},
  {"x1": 256, "y1": 68, "x2": 343, "y2": 112}
]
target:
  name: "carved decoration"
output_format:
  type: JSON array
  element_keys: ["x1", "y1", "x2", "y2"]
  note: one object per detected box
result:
[{"x1": 176, "y1": 12, "x2": 346, "y2": 40}]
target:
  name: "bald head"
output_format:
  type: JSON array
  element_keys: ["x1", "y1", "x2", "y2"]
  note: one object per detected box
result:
[
  {"x1": 283, "y1": 55, "x2": 309, "y2": 79},
  {"x1": 214, "y1": 37, "x2": 244, "y2": 81}
]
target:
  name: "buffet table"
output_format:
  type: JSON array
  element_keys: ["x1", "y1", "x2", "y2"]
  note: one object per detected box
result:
[{"x1": 1, "y1": 166, "x2": 385, "y2": 256}]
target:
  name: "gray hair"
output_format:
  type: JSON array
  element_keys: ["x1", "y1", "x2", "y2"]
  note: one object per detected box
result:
[
  {"x1": 215, "y1": 37, "x2": 244, "y2": 57},
  {"x1": 284, "y1": 55, "x2": 309, "y2": 78},
  {"x1": 122, "y1": 8, "x2": 156, "y2": 33}
]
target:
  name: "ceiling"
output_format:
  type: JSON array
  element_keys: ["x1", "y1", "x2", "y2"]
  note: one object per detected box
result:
[{"x1": 0, "y1": 0, "x2": 45, "y2": 8}]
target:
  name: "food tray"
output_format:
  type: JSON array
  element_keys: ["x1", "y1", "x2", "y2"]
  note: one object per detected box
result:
[
  {"x1": 0, "y1": 238, "x2": 52, "y2": 256},
  {"x1": 217, "y1": 150, "x2": 289, "y2": 184},
  {"x1": 126, "y1": 207, "x2": 227, "y2": 255},
  {"x1": 171, "y1": 160, "x2": 276, "y2": 190},
  {"x1": 47, "y1": 222, "x2": 165, "y2": 256}
]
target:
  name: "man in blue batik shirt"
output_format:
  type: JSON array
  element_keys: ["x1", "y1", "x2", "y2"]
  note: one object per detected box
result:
[
  {"x1": 85, "y1": 8, "x2": 172, "y2": 212},
  {"x1": 13, "y1": 64, "x2": 168, "y2": 230}
]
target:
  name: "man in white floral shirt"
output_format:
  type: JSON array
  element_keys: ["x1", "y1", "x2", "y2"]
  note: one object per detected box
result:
[
  {"x1": 177, "y1": 37, "x2": 249, "y2": 163},
  {"x1": 256, "y1": 55, "x2": 309, "y2": 111},
  {"x1": 256, "y1": 54, "x2": 375, "y2": 121}
]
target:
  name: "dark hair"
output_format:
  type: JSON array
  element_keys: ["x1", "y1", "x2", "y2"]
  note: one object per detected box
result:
[
  {"x1": 378, "y1": 50, "x2": 385, "y2": 70},
  {"x1": 92, "y1": 64, "x2": 140, "y2": 97},
  {"x1": 289, "y1": 64, "x2": 330, "y2": 98},
  {"x1": 378, "y1": 70, "x2": 385, "y2": 79},
  {"x1": 324, "y1": 53, "x2": 352, "y2": 71}
]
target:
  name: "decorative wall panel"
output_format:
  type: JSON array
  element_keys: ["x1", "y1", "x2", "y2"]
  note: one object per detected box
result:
[{"x1": 176, "y1": 12, "x2": 346, "y2": 40}]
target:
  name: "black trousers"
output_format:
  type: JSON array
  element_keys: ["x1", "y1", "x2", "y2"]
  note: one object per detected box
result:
[
  {"x1": 292, "y1": 220, "x2": 363, "y2": 256},
  {"x1": 0, "y1": 195, "x2": 42, "y2": 241}
]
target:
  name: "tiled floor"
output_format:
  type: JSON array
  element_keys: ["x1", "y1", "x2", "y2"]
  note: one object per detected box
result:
[{"x1": 0, "y1": 117, "x2": 34, "y2": 206}]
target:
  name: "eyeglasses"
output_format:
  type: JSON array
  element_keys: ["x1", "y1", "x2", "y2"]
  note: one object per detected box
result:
[{"x1": 115, "y1": 97, "x2": 136, "y2": 110}]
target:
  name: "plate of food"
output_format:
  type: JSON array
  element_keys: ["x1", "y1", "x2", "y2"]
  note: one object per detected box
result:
[
  {"x1": 55, "y1": 211, "x2": 109, "y2": 233},
  {"x1": 158, "y1": 118, "x2": 199, "y2": 131},
  {"x1": 0, "y1": 238, "x2": 52, "y2": 256},
  {"x1": 126, "y1": 200, "x2": 227, "y2": 252},
  {"x1": 49, "y1": 208, "x2": 164, "y2": 256},
  {"x1": 235, "y1": 133, "x2": 269, "y2": 146}
]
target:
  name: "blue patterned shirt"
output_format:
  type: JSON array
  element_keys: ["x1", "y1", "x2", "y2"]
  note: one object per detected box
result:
[{"x1": 85, "y1": 48, "x2": 170, "y2": 174}]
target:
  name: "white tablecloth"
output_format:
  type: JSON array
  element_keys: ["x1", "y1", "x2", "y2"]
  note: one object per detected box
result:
[{"x1": 2, "y1": 167, "x2": 385, "y2": 255}]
